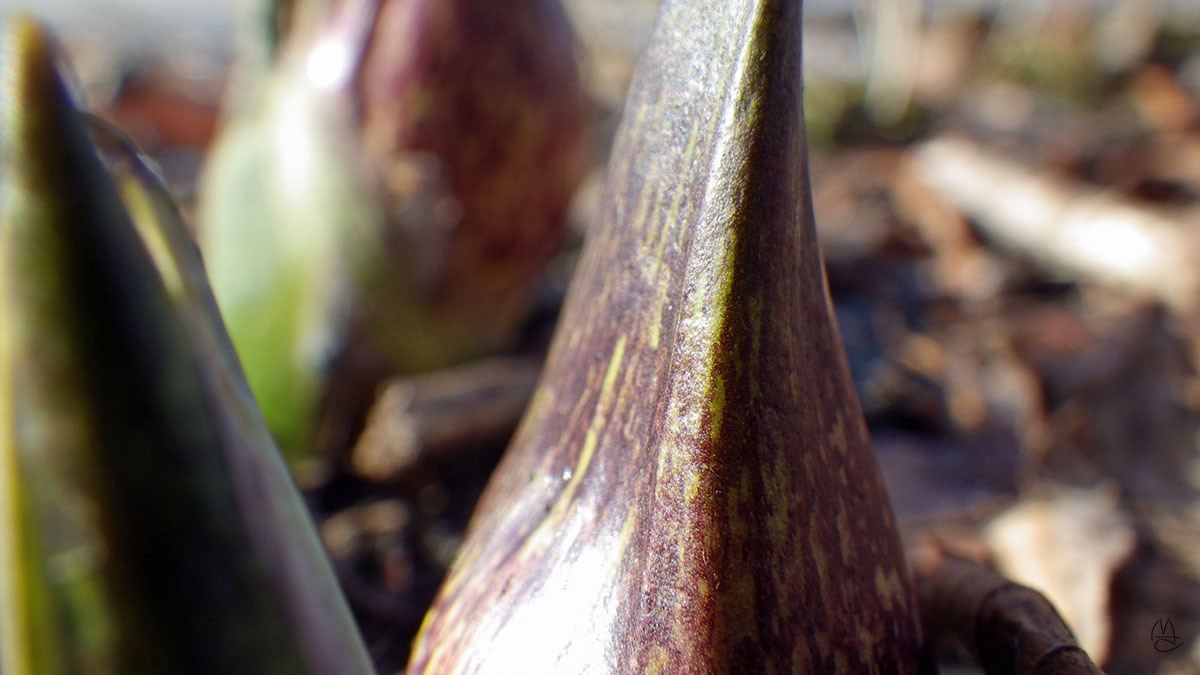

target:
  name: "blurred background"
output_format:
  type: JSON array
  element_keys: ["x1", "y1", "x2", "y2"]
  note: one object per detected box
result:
[{"x1": 7, "y1": 0, "x2": 1200, "y2": 672}]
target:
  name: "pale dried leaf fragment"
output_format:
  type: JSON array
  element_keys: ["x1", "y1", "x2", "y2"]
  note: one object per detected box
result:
[
  {"x1": 912, "y1": 136, "x2": 1200, "y2": 310},
  {"x1": 984, "y1": 483, "x2": 1136, "y2": 664}
]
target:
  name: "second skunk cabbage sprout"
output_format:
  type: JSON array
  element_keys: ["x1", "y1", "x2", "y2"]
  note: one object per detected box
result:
[
  {"x1": 200, "y1": 0, "x2": 375, "y2": 461},
  {"x1": 199, "y1": 0, "x2": 590, "y2": 460},
  {"x1": 0, "y1": 16, "x2": 372, "y2": 674}
]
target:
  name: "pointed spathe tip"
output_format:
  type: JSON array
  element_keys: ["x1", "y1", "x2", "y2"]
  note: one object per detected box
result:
[
  {"x1": 0, "y1": 13, "x2": 47, "y2": 78},
  {"x1": 1, "y1": 14, "x2": 91, "y2": 188},
  {"x1": 1, "y1": 14, "x2": 62, "y2": 126}
]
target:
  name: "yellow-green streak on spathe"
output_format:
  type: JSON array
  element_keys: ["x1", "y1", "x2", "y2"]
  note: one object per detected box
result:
[
  {"x1": 1, "y1": 23, "x2": 77, "y2": 672},
  {"x1": 675, "y1": 4, "x2": 771, "y2": 453},
  {"x1": 644, "y1": 8, "x2": 778, "y2": 659},
  {"x1": 421, "y1": 335, "x2": 634, "y2": 670},
  {"x1": 714, "y1": 11, "x2": 790, "y2": 636},
  {"x1": 116, "y1": 177, "x2": 184, "y2": 299},
  {"x1": 4, "y1": 40, "x2": 149, "y2": 675},
  {"x1": 874, "y1": 566, "x2": 905, "y2": 610},
  {"x1": 646, "y1": 115, "x2": 705, "y2": 353},
  {"x1": 643, "y1": 642, "x2": 671, "y2": 675},
  {"x1": 661, "y1": 115, "x2": 704, "y2": 245},
  {"x1": 642, "y1": 25, "x2": 775, "y2": 642},
  {"x1": 516, "y1": 332, "x2": 630, "y2": 554},
  {"x1": 0, "y1": 179, "x2": 29, "y2": 675},
  {"x1": 560, "y1": 333, "x2": 627, "y2": 508}
]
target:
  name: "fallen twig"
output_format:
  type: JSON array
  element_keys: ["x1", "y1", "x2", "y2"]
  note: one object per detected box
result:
[{"x1": 351, "y1": 355, "x2": 542, "y2": 482}]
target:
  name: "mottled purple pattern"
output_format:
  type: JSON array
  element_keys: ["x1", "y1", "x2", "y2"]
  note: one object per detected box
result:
[
  {"x1": 407, "y1": 0, "x2": 928, "y2": 672},
  {"x1": 356, "y1": 0, "x2": 589, "y2": 347}
]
